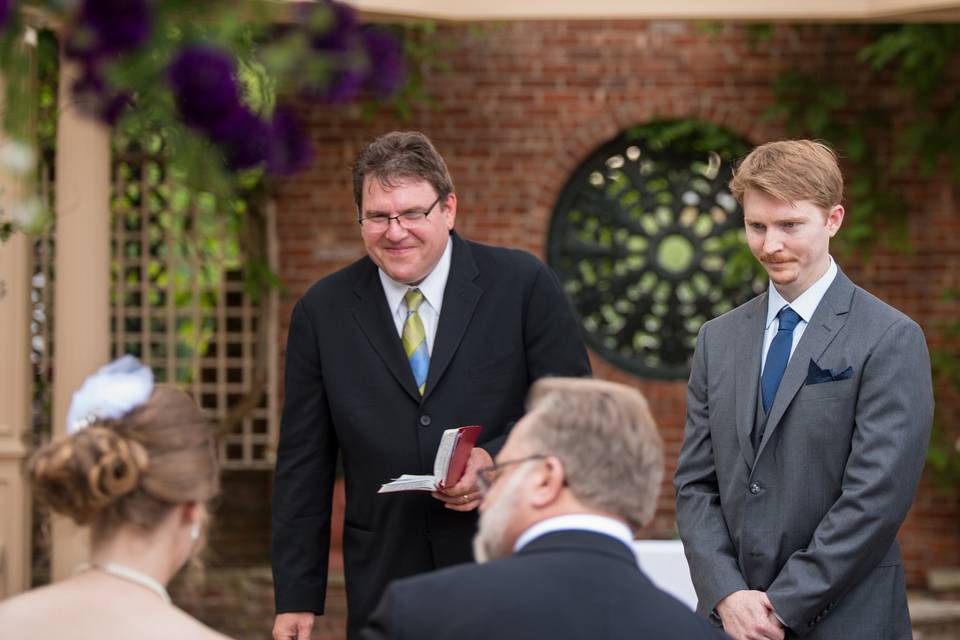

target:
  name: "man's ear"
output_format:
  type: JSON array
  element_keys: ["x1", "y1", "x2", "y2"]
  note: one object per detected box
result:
[
  {"x1": 442, "y1": 192, "x2": 457, "y2": 230},
  {"x1": 826, "y1": 204, "x2": 844, "y2": 237},
  {"x1": 528, "y1": 456, "x2": 566, "y2": 509}
]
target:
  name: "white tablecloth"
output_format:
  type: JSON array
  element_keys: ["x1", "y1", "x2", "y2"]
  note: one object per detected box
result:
[{"x1": 632, "y1": 539, "x2": 699, "y2": 610}]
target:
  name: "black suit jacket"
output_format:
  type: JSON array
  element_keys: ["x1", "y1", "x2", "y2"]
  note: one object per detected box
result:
[
  {"x1": 362, "y1": 530, "x2": 728, "y2": 640},
  {"x1": 272, "y1": 233, "x2": 591, "y2": 635}
]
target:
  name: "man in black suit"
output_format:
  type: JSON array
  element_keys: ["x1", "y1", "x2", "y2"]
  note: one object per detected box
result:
[
  {"x1": 362, "y1": 377, "x2": 726, "y2": 640},
  {"x1": 271, "y1": 132, "x2": 592, "y2": 639}
]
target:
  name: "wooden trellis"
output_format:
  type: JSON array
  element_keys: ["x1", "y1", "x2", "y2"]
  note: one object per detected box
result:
[
  {"x1": 31, "y1": 145, "x2": 279, "y2": 470},
  {"x1": 108, "y1": 147, "x2": 279, "y2": 470}
]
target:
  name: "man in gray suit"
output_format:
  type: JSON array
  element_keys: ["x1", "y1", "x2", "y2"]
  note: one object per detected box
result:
[{"x1": 674, "y1": 140, "x2": 934, "y2": 640}]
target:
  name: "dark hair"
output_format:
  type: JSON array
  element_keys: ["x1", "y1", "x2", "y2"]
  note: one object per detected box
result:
[
  {"x1": 29, "y1": 385, "x2": 219, "y2": 539},
  {"x1": 352, "y1": 131, "x2": 455, "y2": 209}
]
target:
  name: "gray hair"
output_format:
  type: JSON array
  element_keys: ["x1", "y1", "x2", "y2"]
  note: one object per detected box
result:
[
  {"x1": 521, "y1": 378, "x2": 664, "y2": 531},
  {"x1": 352, "y1": 131, "x2": 455, "y2": 209}
]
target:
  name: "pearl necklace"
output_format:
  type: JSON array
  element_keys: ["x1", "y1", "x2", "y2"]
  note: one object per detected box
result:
[{"x1": 76, "y1": 562, "x2": 172, "y2": 605}]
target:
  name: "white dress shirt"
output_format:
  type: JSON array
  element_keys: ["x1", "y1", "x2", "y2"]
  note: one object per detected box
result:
[
  {"x1": 760, "y1": 257, "x2": 838, "y2": 374},
  {"x1": 378, "y1": 236, "x2": 452, "y2": 354},
  {"x1": 514, "y1": 514, "x2": 634, "y2": 554}
]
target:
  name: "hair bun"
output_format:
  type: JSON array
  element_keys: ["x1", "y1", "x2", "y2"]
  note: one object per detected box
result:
[
  {"x1": 30, "y1": 426, "x2": 150, "y2": 524},
  {"x1": 85, "y1": 428, "x2": 149, "y2": 507}
]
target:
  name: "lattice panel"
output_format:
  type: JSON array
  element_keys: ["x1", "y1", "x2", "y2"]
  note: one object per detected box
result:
[
  {"x1": 30, "y1": 163, "x2": 54, "y2": 448},
  {"x1": 109, "y1": 146, "x2": 278, "y2": 470}
]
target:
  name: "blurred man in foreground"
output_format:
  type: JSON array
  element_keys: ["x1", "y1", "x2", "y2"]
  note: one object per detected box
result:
[{"x1": 363, "y1": 377, "x2": 726, "y2": 640}]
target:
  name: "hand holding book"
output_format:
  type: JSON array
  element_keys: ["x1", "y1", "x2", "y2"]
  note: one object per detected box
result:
[
  {"x1": 431, "y1": 444, "x2": 493, "y2": 512},
  {"x1": 377, "y1": 425, "x2": 483, "y2": 493}
]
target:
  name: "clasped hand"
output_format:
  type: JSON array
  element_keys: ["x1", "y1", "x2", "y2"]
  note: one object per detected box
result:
[{"x1": 716, "y1": 590, "x2": 785, "y2": 640}]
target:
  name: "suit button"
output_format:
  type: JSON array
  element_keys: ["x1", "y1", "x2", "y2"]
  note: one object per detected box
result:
[
  {"x1": 419, "y1": 415, "x2": 431, "y2": 427},
  {"x1": 749, "y1": 482, "x2": 761, "y2": 494}
]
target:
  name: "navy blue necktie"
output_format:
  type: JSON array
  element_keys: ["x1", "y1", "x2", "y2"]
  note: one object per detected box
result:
[{"x1": 761, "y1": 306, "x2": 802, "y2": 413}]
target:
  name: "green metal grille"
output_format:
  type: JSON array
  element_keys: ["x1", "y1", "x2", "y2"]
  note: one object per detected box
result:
[{"x1": 548, "y1": 124, "x2": 764, "y2": 379}]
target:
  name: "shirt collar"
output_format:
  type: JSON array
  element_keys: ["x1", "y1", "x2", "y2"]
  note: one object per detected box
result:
[
  {"x1": 513, "y1": 514, "x2": 634, "y2": 553},
  {"x1": 765, "y1": 256, "x2": 837, "y2": 329},
  {"x1": 378, "y1": 235, "x2": 453, "y2": 315}
]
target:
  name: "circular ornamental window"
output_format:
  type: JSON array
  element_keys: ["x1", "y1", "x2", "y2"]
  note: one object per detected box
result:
[{"x1": 547, "y1": 121, "x2": 764, "y2": 380}]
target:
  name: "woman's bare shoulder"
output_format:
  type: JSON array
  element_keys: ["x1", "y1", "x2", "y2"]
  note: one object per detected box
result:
[
  {"x1": 0, "y1": 586, "x2": 233, "y2": 640},
  {"x1": 166, "y1": 606, "x2": 234, "y2": 640},
  {"x1": 0, "y1": 584, "x2": 61, "y2": 626}
]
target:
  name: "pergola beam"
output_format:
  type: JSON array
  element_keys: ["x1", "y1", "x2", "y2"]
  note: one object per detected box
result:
[{"x1": 333, "y1": 0, "x2": 960, "y2": 21}]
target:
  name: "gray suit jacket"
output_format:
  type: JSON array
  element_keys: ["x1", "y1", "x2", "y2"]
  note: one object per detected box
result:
[{"x1": 674, "y1": 268, "x2": 933, "y2": 639}]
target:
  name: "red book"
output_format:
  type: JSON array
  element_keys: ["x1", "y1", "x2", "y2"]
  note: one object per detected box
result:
[{"x1": 377, "y1": 425, "x2": 483, "y2": 493}]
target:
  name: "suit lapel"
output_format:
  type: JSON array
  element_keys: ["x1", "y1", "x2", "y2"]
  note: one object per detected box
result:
[
  {"x1": 350, "y1": 261, "x2": 422, "y2": 403},
  {"x1": 756, "y1": 269, "x2": 854, "y2": 458},
  {"x1": 423, "y1": 233, "x2": 482, "y2": 400},
  {"x1": 735, "y1": 293, "x2": 767, "y2": 467}
]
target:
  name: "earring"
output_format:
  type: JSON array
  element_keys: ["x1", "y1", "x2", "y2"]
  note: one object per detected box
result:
[{"x1": 190, "y1": 523, "x2": 200, "y2": 541}]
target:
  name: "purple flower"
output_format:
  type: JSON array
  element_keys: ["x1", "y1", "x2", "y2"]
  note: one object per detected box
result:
[
  {"x1": 100, "y1": 92, "x2": 134, "y2": 125},
  {"x1": 267, "y1": 106, "x2": 313, "y2": 176},
  {"x1": 67, "y1": 0, "x2": 151, "y2": 59},
  {"x1": 325, "y1": 67, "x2": 366, "y2": 103},
  {"x1": 221, "y1": 109, "x2": 271, "y2": 170},
  {"x1": 0, "y1": 0, "x2": 13, "y2": 30},
  {"x1": 362, "y1": 28, "x2": 405, "y2": 97},
  {"x1": 168, "y1": 45, "x2": 245, "y2": 140},
  {"x1": 291, "y1": 1, "x2": 405, "y2": 103},
  {"x1": 318, "y1": 27, "x2": 405, "y2": 102},
  {"x1": 71, "y1": 69, "x2": 133, "y2": 125},
  {"x1": 308, "y1": 0, "x2": 358, "y2": 53}
]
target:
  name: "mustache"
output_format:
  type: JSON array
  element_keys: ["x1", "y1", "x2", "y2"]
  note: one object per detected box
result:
[{"x1": 759, "y1": 255, "x2": 793, "y2": 264}]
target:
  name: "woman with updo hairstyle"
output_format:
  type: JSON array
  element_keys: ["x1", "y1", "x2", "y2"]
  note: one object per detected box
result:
[{"x1": 0, "y1": 356, "x2": 231, "y2": 640}]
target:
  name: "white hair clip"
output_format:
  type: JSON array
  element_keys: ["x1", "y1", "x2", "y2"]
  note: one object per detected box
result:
[{"x1": 66, "y1": 355, "x2": 155, "y2": 435}]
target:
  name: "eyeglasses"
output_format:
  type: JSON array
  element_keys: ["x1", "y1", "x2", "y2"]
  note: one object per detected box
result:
[
  {"x1": 477, "y1": 454, "x2": 547, "y2": 494},
  {"x1": 358, "y1": 195, "x2": 443, "y2": 231}
]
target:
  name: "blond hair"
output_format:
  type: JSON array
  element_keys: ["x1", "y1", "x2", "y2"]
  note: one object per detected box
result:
[
  {"x1": 521, "y1": 378, "x2": 664, "y2": 531},
  {"x1": 729, "y1": 139, "x2": 843, "y2": 211},
  {"x1": 29, "y1": 385, "x2": 219, "y2": 540}
]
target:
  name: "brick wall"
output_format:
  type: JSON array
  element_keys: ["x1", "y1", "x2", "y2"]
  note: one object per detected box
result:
[{"x1": 272, "y1": 20, "x2": 960, "y2": 590}]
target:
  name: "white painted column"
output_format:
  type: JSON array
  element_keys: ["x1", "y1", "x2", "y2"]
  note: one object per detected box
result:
[
  {"x1": 0, "y1": 147, "x2": 35, "y2": 600},
  {"x1": 0, "y1": 31, "x2": 38, "y2": 597},
  {"x1": 50, "y1": 55, "x2": 112, "y2": 581}
]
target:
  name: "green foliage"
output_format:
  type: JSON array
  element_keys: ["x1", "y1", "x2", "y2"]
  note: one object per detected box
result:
[
  {"x1": 364, "y1": 21, "x2": 454, "y2": 121},
  {"x1": 928, "y1": 289, "x2": 960, "y2": 490},
  {"x1": 766, "y1": 70, "x2": 908, "y2": 255},
  {"x1": 858, "y1": 24, "x2": 960, "y2": 105},
  {"x1": 858, "y1": 25, "x2": 960, "y2": 181},
  {"x1": 626, "y1": 118, "x2": 751, "y2": 161}
]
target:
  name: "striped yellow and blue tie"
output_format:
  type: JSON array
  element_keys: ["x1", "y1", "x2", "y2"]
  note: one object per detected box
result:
[{"x1": 402, "y1": 289, "x2": 430, "y2": 395}]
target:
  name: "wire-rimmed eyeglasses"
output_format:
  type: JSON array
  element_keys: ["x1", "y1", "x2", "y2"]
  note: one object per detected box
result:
[
  {"x1": 357, "y1": 194, "x2": 443, "y2": 231},
  {"x1": 476, "y1": 454, "x2": 548, "y2": 494}
]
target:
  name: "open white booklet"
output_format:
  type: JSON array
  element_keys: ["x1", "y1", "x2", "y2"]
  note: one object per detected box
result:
[{"x1": 378, "y1": 425, "x2": 482, "y2": 493}]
